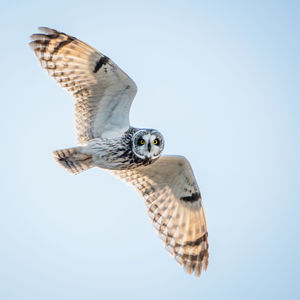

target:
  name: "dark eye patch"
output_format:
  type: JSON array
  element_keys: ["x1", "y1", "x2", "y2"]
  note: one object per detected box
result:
[
  {"x1": 153, "y1": 138, "x2": 160, "y2": 145},
  {"x1": 138, "y1": 138, "x2": 145, "y2": 145}
]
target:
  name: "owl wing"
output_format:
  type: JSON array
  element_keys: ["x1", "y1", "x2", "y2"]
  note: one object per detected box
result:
[
  {"x1": 29, "y1": 27, "x2": 137, "y2": 144},
  {"x1": 113, "y1": 155, "x2": 209, "y2": 276}
]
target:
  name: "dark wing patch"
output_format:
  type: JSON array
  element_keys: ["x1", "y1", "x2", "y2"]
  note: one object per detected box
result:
[
  {"x1": 93, "y1": 56, "x2": 109, "y2": 73},
  {"x1": 180, "y1": 192, "x2": 201, "y2": 203}
]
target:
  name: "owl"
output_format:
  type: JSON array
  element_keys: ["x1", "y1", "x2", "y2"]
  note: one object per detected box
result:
[{"x1": 29, "y1": 27, "x2": 209, "y2": 276}]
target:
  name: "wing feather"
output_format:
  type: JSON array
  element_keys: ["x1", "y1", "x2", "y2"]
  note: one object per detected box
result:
[
  {"x1": 30, "y1": 27, "x2": 137, "y2": 143},
  {"x1": 113, "y1": 155, "x2": 209, "y2": 277}
]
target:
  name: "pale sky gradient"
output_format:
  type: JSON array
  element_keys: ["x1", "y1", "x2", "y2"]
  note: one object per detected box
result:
[{"x1": 1, "y1": 1, "x2": 299, "y2": 299}]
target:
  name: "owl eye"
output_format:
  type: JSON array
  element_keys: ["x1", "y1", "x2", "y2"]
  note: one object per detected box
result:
[
  {"x1": 138, "y1": 138, "x2": 145, "y2": 145},
  {"x1": 153, "y1": 139, "x2": 160, "y2": 145}
]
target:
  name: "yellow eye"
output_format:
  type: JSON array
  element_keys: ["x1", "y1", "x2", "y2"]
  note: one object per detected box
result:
[
  {"x1": 139, "y1": 139, "x2": 145, "y2": 145},
  {"x1": 153, "y1": 139, "x2": 159, "y2": 145}
]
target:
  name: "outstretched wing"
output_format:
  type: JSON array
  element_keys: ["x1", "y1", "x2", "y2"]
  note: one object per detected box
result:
[
  {"x1": 113, "y1": 155, "x2": 209, "y2": 277},
  {"x1": 29, "y1": 27, "x2": 137, "y2": 144}
]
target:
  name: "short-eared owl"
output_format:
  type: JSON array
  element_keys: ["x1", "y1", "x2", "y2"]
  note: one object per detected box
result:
[{"x1": 30, "y1": 27, "x2": 209, "y2": 276}]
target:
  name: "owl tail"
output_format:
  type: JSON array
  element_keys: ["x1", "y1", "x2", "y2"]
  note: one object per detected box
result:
[{"x1": 53, "y1": 147, "x2": 93, "y2": 175}]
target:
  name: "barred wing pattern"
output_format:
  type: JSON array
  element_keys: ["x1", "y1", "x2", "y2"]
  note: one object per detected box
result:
[
  {"x1": 29, "y1": 27, "x2": 137, "y2": 144},
  {"x1": 113, "y1": 155, "x2": 209, "y2": 276}
]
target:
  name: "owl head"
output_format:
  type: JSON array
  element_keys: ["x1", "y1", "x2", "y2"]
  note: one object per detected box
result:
[{"x1": 132, "y1": 129, "x2": 164, "y2": 160}]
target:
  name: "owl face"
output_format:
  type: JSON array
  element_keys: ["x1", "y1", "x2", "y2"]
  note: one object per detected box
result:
[{"x1": 132, "y1": 129, "x2": 164, "y2": 160}]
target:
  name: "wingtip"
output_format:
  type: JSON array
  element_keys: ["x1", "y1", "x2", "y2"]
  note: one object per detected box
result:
[
  {"x1": 37, "y1": 26, "x2": 57, "y2": 34},
  {"x1": 29, "y1": 27, "x2": 60, "y2": 46},
  {"x1": 29, "y1": 27, "x2": 52, "y2": 41},
  {"x1": 28, "y1": 40, "x2": 36, "y2": 49},
  {"x1": 29, "y1": 33, "x2": 42, "y2": 41}
]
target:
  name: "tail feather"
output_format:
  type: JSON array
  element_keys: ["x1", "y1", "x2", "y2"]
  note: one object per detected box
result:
[{"x1": 53, "y1": 147, "x2": 93, "y2": 174}]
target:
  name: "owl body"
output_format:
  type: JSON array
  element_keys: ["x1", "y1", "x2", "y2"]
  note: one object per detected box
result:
[
  {"x1": 30, "y1": 27, "x2": 209, "y2": 277},
  {"x1": 86, "y1": 127, "x2": 162, "y2": 170}
]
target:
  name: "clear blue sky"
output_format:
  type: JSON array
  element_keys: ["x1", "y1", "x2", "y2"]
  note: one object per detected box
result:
[{"x1": 1, "y1": 1, "x2": 299, "y2": 299}]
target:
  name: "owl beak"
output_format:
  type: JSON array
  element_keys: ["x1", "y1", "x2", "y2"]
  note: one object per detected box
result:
[{"x1": 147, "y1": 143, "x2": 151, "y2": 152}]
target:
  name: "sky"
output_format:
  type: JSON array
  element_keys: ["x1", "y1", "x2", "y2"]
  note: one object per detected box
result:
[{"x1": 0, "y1": 0, "x2": 299, "y2": 299}]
